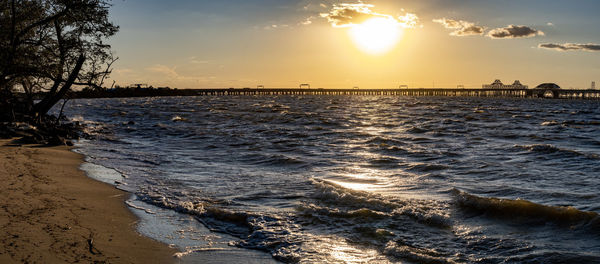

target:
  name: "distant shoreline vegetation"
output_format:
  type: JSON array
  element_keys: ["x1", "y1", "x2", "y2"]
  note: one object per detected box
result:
[{"x1": 20, "y1": 86, "x2": 597, "y2": 100}]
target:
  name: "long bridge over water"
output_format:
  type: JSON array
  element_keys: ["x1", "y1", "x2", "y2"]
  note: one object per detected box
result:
[{"x1": 194, "y1": 88, "x2": 600, "y2": 99}]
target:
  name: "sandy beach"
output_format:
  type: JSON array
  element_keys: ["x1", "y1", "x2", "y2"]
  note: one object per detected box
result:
[{"x1": 0, "y1": 139, "x2": 176, "y2": 263}]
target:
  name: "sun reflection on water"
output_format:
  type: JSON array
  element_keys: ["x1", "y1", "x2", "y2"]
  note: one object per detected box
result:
[
  {"x1": 329, "y1": 244, "x2": 390, "y2": 264},
  {"x1": 327, "y1": 180, "x2": 380, "y2": 192}
]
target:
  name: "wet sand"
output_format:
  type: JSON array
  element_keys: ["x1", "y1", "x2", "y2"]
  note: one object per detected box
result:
[{"x1": 0, "y1": 139, "x2": 176, "y2": 263}]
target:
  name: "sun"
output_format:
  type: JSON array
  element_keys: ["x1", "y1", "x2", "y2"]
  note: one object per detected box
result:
[{"x1": 349, "y1": 17, "x2": 403, "y2": 55}]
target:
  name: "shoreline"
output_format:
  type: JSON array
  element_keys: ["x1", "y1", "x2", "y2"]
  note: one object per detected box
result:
[{"x1": 0, "y1": 139, "x2": 176, "y2": 263}]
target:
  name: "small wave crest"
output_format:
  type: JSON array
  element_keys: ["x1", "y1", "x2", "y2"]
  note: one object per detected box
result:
[
  {"x1": 364, "y1": 136, "x2": 406, "y2": 146},
  {"x1": 540, "y1": 120, "x2": 559, "y2": 126},
  {"x1": 452, "y1": 188, "x2": 600, "y2": 229},
  {"x1": 171, "y1": 115, "x2": 189, "y2": 122},
  {"x1": 562, "y1": 120, "x2": 600, "y2": 126},
  {"x1": 407, "y1": 163, "x2": 448, "y2": 172},
  {"x1": 514, "y1": 144, "x2": 600, "y2": 160},
  {"x1": 251, "y1": 154, "x2": 306, "y2": 167},
  {"x1": 516, "y1": 144, "x2": 561, "y2": 153},
  {"x1": 69, "y1": 115, "x2": 112, "y2": 137},
  {"x1": 297, "y1": 203, "x2": 389, "y2": 220}
]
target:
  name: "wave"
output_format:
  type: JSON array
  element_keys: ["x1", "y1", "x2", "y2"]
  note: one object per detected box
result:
[
  {"x1": 364, "y1": 136, "x2": 406, "y2": 146},
  {"x1": 562, "y1": 120, "x2": 600, "y2": 126},
  {"x1": 68, "y1": 116, "x2": 113, "y2": 137},
  {"x1": 367, "y1": 157, "x2": 400, "y2": 167},
  {"x1": 251, "y1": 154, "x2": 306, "y2": 167},
  {"x1": 516, "y1": 144, "x2": 561, "y2": 153},
  {"x1": 540, "y1": 120, "x2": 559, "y2": 126},
  {"x1": 297, "y1": 203, "x2": 389, "y2": 220},
  {"x1": 514, "y1": 144, "x2": 600, "y2": 160},
  {"x1": 384, "y1": 241, "x2": 455, "y2": 264},
  {"x1": 407, "y1": 163, "x2": 449, "y2": 172},
  {"x1": 135, "y1": 188, "x2": 304, "y2": 262},
  {"x1": 171, "y1": 115, "x2": 189, "y2": 122},
  {"x1": 452, "y1": 189, "x2": 600, "y2": 229},
  {"x1": 407, "y1": 126, "x2": 427, "y2": 134},
  {"x1": 137, "y1": 189, "x2": 290, "y2": 237},
  {"x1": 309, "y1": 179, "x2": 451, "y2": 228},
  {"x1": 541, "y1": 120, "x2": 600, "y2": 127},
  {"x1": 505, "y1": 251, "x2": 600, "y2": 263}
]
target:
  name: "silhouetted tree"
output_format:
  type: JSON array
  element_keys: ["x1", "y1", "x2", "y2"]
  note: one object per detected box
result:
[{"x1": 0, "y1": 0, "x2": 118, "y2": 122}]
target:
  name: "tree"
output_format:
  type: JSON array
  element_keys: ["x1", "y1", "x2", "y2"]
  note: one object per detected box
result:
[{"x1": 0, "y1": 0, "x2": 118, "y2": 122}]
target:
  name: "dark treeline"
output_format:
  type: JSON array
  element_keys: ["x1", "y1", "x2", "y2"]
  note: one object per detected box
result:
[{"x1": 65, "y1": 86, "x2": 199, "y2": 99}]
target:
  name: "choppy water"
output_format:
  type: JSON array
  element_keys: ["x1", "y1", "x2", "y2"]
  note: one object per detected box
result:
[{"x1": 60, "y1": 96, "x2": 600, "y2": 263}]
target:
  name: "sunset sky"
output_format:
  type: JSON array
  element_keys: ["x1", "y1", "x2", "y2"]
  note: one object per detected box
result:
[{"x1": 107, "y1": 0, "x2": 600, "y2": 89}]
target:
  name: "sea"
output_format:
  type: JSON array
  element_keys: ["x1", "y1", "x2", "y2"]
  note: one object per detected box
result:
[{"x1": 56, "y1": 95, "x2": 600, "y2": 263}]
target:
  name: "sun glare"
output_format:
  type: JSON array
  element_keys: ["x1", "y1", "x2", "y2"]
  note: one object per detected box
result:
[{"x1": 349, "y1": 17, "x2": 403, "y2": 55}]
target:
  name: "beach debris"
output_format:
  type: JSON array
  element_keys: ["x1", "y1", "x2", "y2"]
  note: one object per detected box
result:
[
  {"x1": 87, "y1": 234, "x2": 102, "y2": 255},
  {"x1": 0, "y1": 116, "x2": 84, "y2": 146}
]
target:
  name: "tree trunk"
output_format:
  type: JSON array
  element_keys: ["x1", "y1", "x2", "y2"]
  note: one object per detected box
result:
[{"x1": 34, "y1": 54, "x2": 85, "y2": 118}]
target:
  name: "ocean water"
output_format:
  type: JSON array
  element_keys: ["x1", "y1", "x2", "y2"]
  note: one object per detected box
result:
[{"x1": 59, "y1": 96, "x2": 600, "y2": 263}]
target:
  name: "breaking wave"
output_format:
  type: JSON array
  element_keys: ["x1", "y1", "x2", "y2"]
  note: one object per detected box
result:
[
  {"x1": 309, "y1": 179, "x2": 452, "y2": 228},
  {"x1": 452, "y1": 189, "x2": 599, "y2": 229},
  {"x1": 134, "y1": 186, "x2": 304, "y2": 262}
]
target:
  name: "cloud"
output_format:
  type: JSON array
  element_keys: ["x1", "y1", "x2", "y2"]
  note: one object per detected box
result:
[
  {"x1": 300, "y1": 16, "x2": 314, "y2": 26},
  {"x1": 320, "y1": 3, "x2": 419, "y2": 28},
  {"x1": 487, "y1": 25, "x2": 543, "y2": 39},
  {"x1": 433, "y1": 18, "x2": 485, "y2": 36},
  {"x1": 538, "y1": 43, "x2": 600, "y2": 52},
  {"x1": 320, "y1": 3, "x2": 376, "y2": 27},
  {"x1": 398, "y1": 13, "x2": 419, "y2": 29},
  {"x1": 263, "y1": 24, "x2": 290, "y2": 30},
  {"x1": 188, "y1": 56, "x2": 209, "y2": 64},
  {"x1": 302, "y1": 2, "x2": 328, "y2": 11}
]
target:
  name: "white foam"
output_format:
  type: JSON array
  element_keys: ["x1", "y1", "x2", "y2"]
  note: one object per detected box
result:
[
  {"x1": 173, "y1": 247, "x2": 232, "y2": 258},
  {"x1": 125, "y1": 200, "x2": 156, "y2": 214},
  {"x1": 80, "y1": 162, "x2": 124, "y2": 185}
]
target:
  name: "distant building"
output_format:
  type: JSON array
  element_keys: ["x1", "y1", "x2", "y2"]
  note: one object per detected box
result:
[
  {"x1": 482, "y1": 79, "x2": 528, "y2": 89},
  {"x1": 535, "y1": 83, "x2": 561, "y2": 89},
  {"x1": 591, "y1": 81, "x2": 596, "y2": 90}
]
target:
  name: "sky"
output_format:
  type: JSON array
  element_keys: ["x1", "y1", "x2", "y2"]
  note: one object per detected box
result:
[{"x1": 106, "y1": 0, "x2": 600, "y2": 89}]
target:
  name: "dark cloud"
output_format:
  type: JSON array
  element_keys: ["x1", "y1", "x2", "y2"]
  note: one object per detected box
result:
[
  {"x1": 539, "y1": 43, "x2": 600, "y2": 52},
  {"x1": 487, "y1": 25, "x2": 543, "y2": 39},
  {"x1": 320, "y1": 3, "x2": 419, "y2": 28},
  {"x1": 433, "y1": 18, "x2": 485, "y2": 36}
]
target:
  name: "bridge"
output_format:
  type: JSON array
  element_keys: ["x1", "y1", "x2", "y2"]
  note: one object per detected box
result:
[{"x1": 192, "y1": 88, "x2": 600, "y2": 99}]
